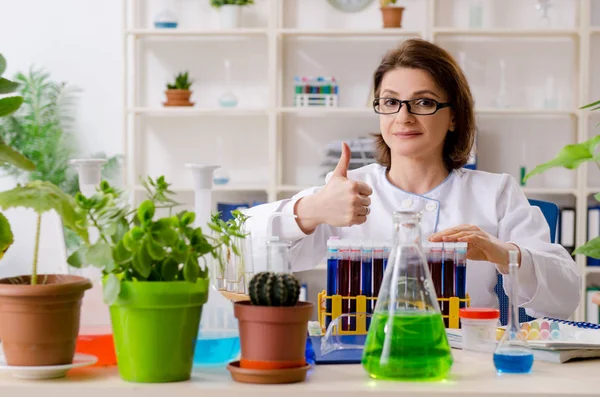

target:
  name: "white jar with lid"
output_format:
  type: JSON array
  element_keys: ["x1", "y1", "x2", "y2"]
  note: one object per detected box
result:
[{"x1": 459, "y1": 308, "x2": 500, "y2": 353}]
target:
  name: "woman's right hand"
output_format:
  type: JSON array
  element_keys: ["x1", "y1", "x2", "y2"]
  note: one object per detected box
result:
[{"x1": 294, "y1": 143, "x2": 373, "y2": 234}]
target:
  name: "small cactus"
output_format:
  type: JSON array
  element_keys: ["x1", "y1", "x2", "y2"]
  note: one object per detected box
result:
[{"x1": 248, "y1": 271, "x2": 300, "y2": 307}]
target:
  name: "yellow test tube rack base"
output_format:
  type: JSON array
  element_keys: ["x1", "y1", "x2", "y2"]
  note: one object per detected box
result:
[{"x1": 317, "y1": 291, "x2": 471, "y2": 335}]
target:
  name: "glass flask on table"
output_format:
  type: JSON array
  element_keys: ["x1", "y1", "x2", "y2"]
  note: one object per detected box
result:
[
  {"x1": 361, "y1": 210, "x2": 453, "y2": 381},
  {"x1": 493, "y1": 250, "x2": 534, "y2": 374}
]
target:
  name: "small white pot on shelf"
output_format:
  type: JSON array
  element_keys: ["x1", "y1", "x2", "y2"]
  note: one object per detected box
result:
[{"x1": 219, "y1": 5, "x2": 242, "y2": 29}]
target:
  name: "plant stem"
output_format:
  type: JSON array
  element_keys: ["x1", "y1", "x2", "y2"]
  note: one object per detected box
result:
[
  {"x1": 89, "y1": 212, "x2": 110, "y2": 244},
  {"x1": 32, "y1": 213, "x2": 41, "y2": 285}
]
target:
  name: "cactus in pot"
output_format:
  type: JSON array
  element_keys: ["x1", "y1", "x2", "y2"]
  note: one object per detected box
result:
[{"x1": 248, "y1": 271, "x2": 300, "y2": 307}]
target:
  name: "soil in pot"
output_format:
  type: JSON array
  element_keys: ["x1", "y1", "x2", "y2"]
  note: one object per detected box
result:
[
  {"x1": 0, "y1": 274, "x2": 92, "y2": 366},
  {"x1": 110, "y1": 279, "x2": 208, "y2": 383},
  {"x1": 381, "y1": 7, "x2": 405, "y2": 28},
  {"x1": 163, "y1": 89, "x2": 194, "y2": 107},
  {"x1": 234, "y1": 301, "x2": 314, "y2": 370}
]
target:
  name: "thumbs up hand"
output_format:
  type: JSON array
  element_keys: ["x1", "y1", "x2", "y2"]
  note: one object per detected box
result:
[{"x1": 295, "y1": 143, "x2": 373, "y2": 233}]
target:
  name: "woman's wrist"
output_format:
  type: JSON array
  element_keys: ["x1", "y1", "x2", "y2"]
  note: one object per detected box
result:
[
  {"x1": 496, "y1": 242, "x2": 522, "y2": 274},
  {"x1": 294, "y1": 194, "x2": 323, "y2": 235}
]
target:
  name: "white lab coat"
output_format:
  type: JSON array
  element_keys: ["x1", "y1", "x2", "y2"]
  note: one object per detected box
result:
[{"x1": 245, "y1": 164, "x2": 581, "y2": 320}]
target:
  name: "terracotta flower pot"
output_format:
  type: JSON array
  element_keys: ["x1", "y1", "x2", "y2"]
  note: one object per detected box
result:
[
  {"x1": 381, "y1": 7, "x2": 405, "y2": 28},
  {"x1": 0, "y1": 274, "x2": 92, "y2": 366},
  {"x1": 164, "y1": 89, "x2": 194, "y2": 107},
  {"x1": 234, "y1": 301, "x2": 313, "y2": 370}
]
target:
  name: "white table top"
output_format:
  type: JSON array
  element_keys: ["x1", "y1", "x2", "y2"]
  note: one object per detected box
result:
[{"x1": 0, "y1": 349, "x2": 598, "y2": 396}]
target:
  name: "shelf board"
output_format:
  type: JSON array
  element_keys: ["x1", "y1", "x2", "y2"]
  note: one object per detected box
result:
[
  {"x1": 278, "y1": 28, "x2": 422, "y2": 37},
  {"x1": 134, "y1": 184, "x2": 268, "y2": 193},
  {"x1": 522, "y1": 187, "x2": 578, "y2": 195},
  {"x1": 278, "y1": 107, "x2": 373, "y2": 115},
  {"x1": 476, "y1": 108, "x2": 577, "y2": 116},
  {"x1": 129, "y1": 107, "x2": 268, "y2": 116},
  {"x1": 433, "y1": 28, "x2": 579, "y2": 37},
  {"x1": 127, "y1": 28, "x2": 268, "y2": 37}
]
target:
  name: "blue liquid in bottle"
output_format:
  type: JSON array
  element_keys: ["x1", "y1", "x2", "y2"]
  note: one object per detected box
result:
[
  {"x1": 493, "y1": 352, "x2": 534, "y2": 374},
  {"x1": 193, "y1": 330, "x2": 240, "y2": 366}
]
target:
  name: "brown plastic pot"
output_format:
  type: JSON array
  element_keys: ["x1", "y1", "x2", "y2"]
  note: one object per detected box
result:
[
  {"x1": 234, "y1": 301, "x2": 313, "y2": 370},
  {"x1": 381, "y1": 7, "x2": 405, "y2": 28},
  {"x1": 164, "y1": 89, "x2": 194, "y2": 107},
  {"x1": 0, "y1": 274, "x2": 92, "y2": 366}
]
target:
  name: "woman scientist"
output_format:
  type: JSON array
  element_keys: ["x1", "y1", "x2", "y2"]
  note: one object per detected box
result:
[{"x1": 244, "y1": 38, "x2": 580, "y2": 320}]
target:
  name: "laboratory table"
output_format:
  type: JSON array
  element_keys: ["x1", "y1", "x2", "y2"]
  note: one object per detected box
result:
[{"x1": 0, "y1": 349, "x2": 598, "y2": 397}]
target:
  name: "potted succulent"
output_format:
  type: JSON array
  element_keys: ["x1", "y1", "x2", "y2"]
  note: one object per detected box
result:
[
  {"x1": 380, "y1": 0, "x2": 405, "y2": 28},
  {"x1": 229, "y1": 271, "x2": 313, "y2": 384},
  {"x1": 164, "y1": 71, "x2": 194, "y2": 107},
  {"x1": 210, "y1": 0, "x2": 255, "y2": 29},
  {"x1": 0, "y1": 53, "x2": 92, "y2": 367},
  {"x1": 67, "y1": 176, "x2": 245, "y2": 383}
]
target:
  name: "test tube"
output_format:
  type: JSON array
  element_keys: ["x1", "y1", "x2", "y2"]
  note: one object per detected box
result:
[
  {"x1": 361, "y1": 241, "x2": 373, "y2": 329},
  {"x1": 442, "y1": 242, "x2": 456, "y2": 328},
  {"x1": 337, "y1": 240, "x2": 350, "y2": 331},
  {"x1": 372, "y1": 243, "x2": 385, "y2": 300},
  {"x1": 326, "y1": 237, "x2": 339, "y2": 330},
  {"x1": 455, "y1": 242, "x2": 467, "y2": 309},
  {"x1": 430, "y1": 243, "x2": 443, "y2": 299},
  {"x1": 382, "y1": 241, "x2": 391, "y2": 270},
  {"x1": 349, "y1": 243, "x2": 362, "y2": 331}
]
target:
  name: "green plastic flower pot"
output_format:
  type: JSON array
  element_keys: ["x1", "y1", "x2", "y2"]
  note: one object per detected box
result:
[{"x1": 109, "y1": 279, "x2": 209, "y2": 383}]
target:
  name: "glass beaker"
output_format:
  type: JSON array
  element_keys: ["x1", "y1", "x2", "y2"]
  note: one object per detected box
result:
[
  {"x1": 493, "y1": 250, "x2": 534, "y2": 374},
  {"x1": 361, "y1": 211, "x2": 453, "y2": 381}
]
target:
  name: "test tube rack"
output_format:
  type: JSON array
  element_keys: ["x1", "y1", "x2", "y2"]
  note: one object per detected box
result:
[
  {"x1": 317, "y1": 292, "x2": 471, "y2": 335},
  {"x1": 294, "y1": 76, "x2": 339, "y2": 107}
]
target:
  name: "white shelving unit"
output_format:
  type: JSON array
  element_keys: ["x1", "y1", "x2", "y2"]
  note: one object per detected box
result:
[{"x1": 123, "y1": 0, "x2": 599, "y2": 321}]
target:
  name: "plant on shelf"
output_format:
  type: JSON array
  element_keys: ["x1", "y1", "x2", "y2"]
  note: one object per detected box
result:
[
  {"x1": 164, "y1": 71, "x2": 194, "y2": 107},
  {"x1": 230, "y1": 271, "x2": 313, "y2": 384},
  {"x1": 0, "y1": 53, "x2": 92, "y2": 368},
  {"x1": 524, "y1": 99, "x2": 600, "y2": 260},
  {"x1": 66, "y1": 175, "x2": 247, "y2": 383},
  {"x1": 379, "y1": 0, "x2": 405, "y2": 28},
  {"x1": 210, "y1": 0, "x2": 254, "y2": 29}
]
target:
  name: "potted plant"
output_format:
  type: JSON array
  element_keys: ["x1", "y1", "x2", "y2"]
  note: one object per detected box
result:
[
  {"x1": 67, "y1": 176, "x2": 245, "y2": 383},
  {"x1": 0, "y1": 53, "x2": 92, "y2": 368},
  {"x1": 210, "y1": 0, "x2": 255, "y2": 29},
  {"x1": 229, "y1": 271, "x2": 313, "y2": 384},
  {"x1": 380, "y1": 0, "x2": 405, "y2": 28},
  {"x1": 164, "y1": 71, "x2": 194, "y2": 107}
]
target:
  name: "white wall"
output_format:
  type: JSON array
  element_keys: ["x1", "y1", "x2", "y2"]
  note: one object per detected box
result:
[{"x1": 0, "y1": 0, "x2": 123, "y2": 278}]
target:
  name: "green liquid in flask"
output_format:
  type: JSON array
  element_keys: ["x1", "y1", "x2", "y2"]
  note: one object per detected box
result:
[{"x1": 361, "y1": 311, "x2": 453, "y2": 381}]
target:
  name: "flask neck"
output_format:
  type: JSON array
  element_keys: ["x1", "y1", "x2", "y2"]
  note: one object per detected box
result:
[
  {"x1": 267, "y1": 240, "x2": 292, "y2": 273},
  {"x1": 393, "y1": 211, "x2": 422, "y2": 247}
]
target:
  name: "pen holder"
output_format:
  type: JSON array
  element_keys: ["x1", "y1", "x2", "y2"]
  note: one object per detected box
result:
[{"x1": 317, "y1": 291, "x2": 471, "y2": 334}]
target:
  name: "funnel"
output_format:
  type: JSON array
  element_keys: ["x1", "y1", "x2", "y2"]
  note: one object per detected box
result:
[
  {"x1": 186, "y1": 163, "x2": 220, "y2": 230},
  {"x1": 69, "y1": 159, "x2": 108, "y2": 197}
]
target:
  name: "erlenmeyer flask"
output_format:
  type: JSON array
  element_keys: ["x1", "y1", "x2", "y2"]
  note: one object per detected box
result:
[{"x1": 361, "y1": 211, "x2": 453, "y2": 381}]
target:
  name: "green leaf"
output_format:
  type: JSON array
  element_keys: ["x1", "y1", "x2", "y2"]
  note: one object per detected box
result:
[
  {"x1": 137, "y1": 200, "x2": 155, "y2": 222},
  {"x1": 574, "y1": 236, "x2": 600, "y2": 259},
  {"x1": 0, "y1": 140, "x2": 35, "y2": 171},
  {"x1": 122, "y1": 230, "x2": 140, "y2": 252},
  {"x1": 161, "y1": 257, "x2": 179, "y2": 281},
  {"x1": 67, "y1": 245, "x2": 88, "y2": 268},
  {"x1": 0, "y1": 78, "x2": 19, "y2": 95},
  {"x1": 147, "y1": 238, "x2": 166, "y2": 261},
  {"x1": 582, "y1": 100, "x2": 600, "y2": 110},
  {"x1": 523, "y1": 135, "x2": 600, "y2": 183},
  {"x1": 0, "y1": 213, "x2": 13, "y2": 260},
  {"x1": 0, "y1": 96, "x2": 23, "y2": 117},
  {"x1": 103, "y1": 273, "x2": 121, "y2": 305},
  {"x1": 86, "y1": 241, "x2": 114, "y2": 269},
  {"x1": 181, "y1": 212, "x2": 195, "y2": 227},
  {"x1": 152, "y1": 226, "x2": 178, "y2": 246},
  {"x1": 595, "y1": 192, "x2": 600, "y2": 203},
  {"x1": 132, "y1": 240, "x2": 153, "y2": 278},
  {"x1": 184, "y1": 254, "x2": 199, "y2": 283},
  {"x1": 113, "y1": 240, "x2": 132, "y2": 265},
  {"x1": 0, "y1": 181, "x2": 89, "y2": 243},
  {"x1": 112, "y1": 218, "x2": 129, "y2": 244},
  {"x1": 0, "y1": 54, "x2": 6, "y2": 75},
  {"x1": 130, "y1": 226, "x2": 145, "y2": 240}
]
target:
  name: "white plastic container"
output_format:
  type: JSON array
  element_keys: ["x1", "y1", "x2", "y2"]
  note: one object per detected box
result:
[{"x1": 459, "y1": 308, "x2": 500, "y2": 353}]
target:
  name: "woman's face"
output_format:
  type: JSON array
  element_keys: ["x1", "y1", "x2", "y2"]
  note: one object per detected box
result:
[{"x1": 378, "y1": 67, "x2": 455, "y2": 164}]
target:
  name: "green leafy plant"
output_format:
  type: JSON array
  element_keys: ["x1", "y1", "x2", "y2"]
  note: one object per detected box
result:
[
  {"x1": 524, "y1": 99, "x2": 600, "y2": 258},
  {"x1": 67, "y1": 175, "x2": 248, "y2": 305},
  {"x1": 207, "y1": 209, "x2": 249, "y2": 283},
  {"x1": 380, "y1": 0, "x2": 397, "y2": 7},
  {"x1": 248, "y1": 271, "x2": 300, "y2": 306},
  {"x1": 0, "y1": 181, "x2": 89, "y2": 285},
  {"x1": 210, "y1": 0, "x2": 254, "y2": 8},
  {"x1": 166, "y1": 72, "x2": 193, "y2": 90}
]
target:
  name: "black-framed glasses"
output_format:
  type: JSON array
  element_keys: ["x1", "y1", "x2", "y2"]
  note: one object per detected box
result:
[{"x1": 373, "y1": 98, "x2": 452, "y2": 115}]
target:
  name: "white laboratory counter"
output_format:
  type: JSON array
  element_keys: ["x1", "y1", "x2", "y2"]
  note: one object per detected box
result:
[{"x1": 0, "y1": 350, "x2": 598, "y2": 397}]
